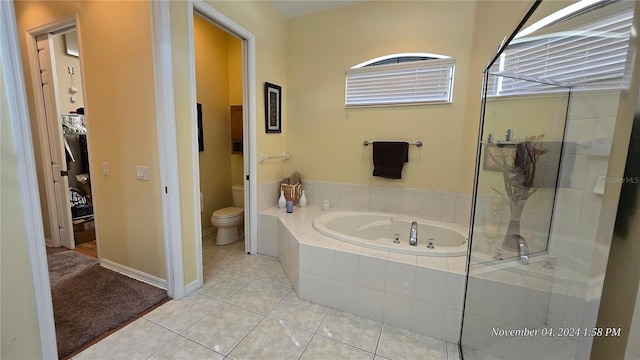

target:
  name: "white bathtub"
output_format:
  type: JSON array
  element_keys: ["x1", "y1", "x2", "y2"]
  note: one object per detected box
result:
[{"x1": 313, "y1": 211, "x2": 468, "y2": 256}]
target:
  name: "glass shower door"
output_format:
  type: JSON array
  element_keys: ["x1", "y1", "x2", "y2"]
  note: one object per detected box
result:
[
  {"x1": 461, "y1": 1, "x2": 637, "y2": 359},
  {"x1": 462, "y1": 72, "x2": 570, "y2": 359}
]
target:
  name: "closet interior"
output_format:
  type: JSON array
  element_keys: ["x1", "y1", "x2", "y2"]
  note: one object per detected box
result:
[{"x1": 62, "y1": 111, "x2": 95, "y2": 245}]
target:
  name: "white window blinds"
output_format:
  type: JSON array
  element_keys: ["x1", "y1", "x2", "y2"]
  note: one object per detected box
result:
[
  {"x1": 488, "y1": 2, "x2": 633, "y2": 96},
  {"x1": 345, "y1": 58, "x2": 455, "y2": 107}
]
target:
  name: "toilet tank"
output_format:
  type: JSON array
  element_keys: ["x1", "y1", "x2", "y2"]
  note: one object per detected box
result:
[{"x1": 232, "y1": 184, "x2": 244, "y2": 207}]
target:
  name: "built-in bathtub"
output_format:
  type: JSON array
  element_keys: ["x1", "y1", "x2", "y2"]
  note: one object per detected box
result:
[
  {"x1": 259, "y1": 206, "x2": 555, "y2": 347},
  {"x1": 313, "y1": 211, "x2": 467, "y2": 256},
  {"x1": 259, "y1": 206, "x2": 469, "y2": 344}
]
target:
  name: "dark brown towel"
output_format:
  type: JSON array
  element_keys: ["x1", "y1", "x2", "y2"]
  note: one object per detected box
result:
[{"x1": 372, "y1": 141, "x2": 409, "y2": 179}]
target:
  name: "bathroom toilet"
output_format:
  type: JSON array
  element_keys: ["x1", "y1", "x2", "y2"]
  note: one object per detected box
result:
[{"x1": 211, "y1": 184, "x2": 244, "y2": 245}]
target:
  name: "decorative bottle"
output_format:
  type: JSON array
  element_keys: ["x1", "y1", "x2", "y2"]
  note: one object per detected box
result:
[
  {"x1": 278, "y1": 190, "x2": 286, "y2": 209},
  {"x1": 299, "y1": 190, "x2": 307, "y2": 208}
]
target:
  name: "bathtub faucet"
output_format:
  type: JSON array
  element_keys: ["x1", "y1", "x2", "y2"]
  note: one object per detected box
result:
[{"x1": 409, "y1": 221, "x2": 418, "y2": 246}]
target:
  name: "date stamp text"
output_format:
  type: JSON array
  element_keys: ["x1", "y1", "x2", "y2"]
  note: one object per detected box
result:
[{"x1": 491, "y1": 327, "x2": 621, "y2": 338}]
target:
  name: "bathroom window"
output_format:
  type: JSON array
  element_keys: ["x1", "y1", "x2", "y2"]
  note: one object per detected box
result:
[
  {"x1": 487, "y1": 1, "x2": 633, "y2": 96},
  {"x1": 345, "y1": 53, "x2": 455, "y2": 107}
]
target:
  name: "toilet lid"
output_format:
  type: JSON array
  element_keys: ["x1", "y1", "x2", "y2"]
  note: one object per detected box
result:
[{"x1": 213, "y1": 207, "x2": 243, "y2": 219}]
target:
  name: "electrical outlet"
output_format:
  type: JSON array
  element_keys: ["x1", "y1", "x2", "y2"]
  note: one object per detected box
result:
[{"x1": 67, "y1": 66, "x2": 74, "y2": 75}]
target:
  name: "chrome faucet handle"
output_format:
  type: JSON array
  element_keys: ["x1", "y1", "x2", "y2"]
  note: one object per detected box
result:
[
  {"x1": 505, "y1": 128, "x2": 513, "y2": 142},
  {"x1": 393, "y1": 233, "x2": 400, "y2": 244},
  {"x1": 514, "y1": 235, "x2": 529, "y2": 265},
  {"x1": 409, "y1": 221, "x2": 418, "y2": 246}
]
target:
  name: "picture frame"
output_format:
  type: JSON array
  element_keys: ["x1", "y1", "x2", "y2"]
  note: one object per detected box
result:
[
  {"x1": 483, "y1": 144, "x2": 516, "y2": 172},
  {"x1": 197, "y1": 103, "x2": 204, "y2": 152},
  {"x1": 264, "y1": 82, "x2": 281, "y2": 133}
]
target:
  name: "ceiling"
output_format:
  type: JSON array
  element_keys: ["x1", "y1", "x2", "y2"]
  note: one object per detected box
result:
[{"x1": 268, "y1": 0, "x2": 366, "y2": 18}]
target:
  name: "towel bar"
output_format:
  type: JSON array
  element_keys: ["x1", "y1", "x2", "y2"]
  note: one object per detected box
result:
[
  {"x1": 259, "y1": 152, "x2": 290, "y2": 163},
  {"x1": 363, "y1": 140, "x2": 423, "y2": 147}
]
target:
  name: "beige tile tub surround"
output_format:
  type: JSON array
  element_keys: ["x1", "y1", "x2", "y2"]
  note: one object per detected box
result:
[
  {"x1": 262, "y1": 205, "x2": 557, "y2": 347},
  {"x1": 261, "y1": 206, "x2": 467, "y2": 343},
  {"x1": 257, "y1": 180, "x2": 473, "y2": 228}
]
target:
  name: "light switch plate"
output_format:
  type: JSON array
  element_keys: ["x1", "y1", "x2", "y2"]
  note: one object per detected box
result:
[{"x1": 136, "y1": 166, "x2": 150, "y2": 181}]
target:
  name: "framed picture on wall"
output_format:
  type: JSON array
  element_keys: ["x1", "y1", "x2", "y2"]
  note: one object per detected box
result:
[
  {"x1": 197, "y1": 103, "x2": 204, "y2": 152},
  {"x1": 264, "y1": 82, "x2": 281, "y2": 133}
]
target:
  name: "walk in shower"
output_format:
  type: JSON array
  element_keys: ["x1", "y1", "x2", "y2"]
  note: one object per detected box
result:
[{"x1": 461, "y1": 0, "x2": 639, "y2": 359}]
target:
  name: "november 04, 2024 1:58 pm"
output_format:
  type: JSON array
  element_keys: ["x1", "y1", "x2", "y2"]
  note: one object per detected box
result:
[{"x1": 491, "y1": 327, "x2": 622, "y2": 338}]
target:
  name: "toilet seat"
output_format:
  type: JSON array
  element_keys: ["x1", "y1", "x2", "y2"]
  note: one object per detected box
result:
[{"x1": 212, "y1": 207, "x2": 243, "y2": 219}]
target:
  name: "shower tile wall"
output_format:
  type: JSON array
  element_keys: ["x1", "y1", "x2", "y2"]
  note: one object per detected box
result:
[
  {"x1": 547, "y1": 89, "x2": 620, "y2": 331},
  {"x1": 461, "y1": 259, "x2": 555, "y2": 351}
]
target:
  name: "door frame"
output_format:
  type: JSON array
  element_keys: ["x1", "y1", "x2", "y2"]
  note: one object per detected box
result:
[
  {"x1": 150, "y1": 0, "x2": 184, "y2": 299},
  {"x1": 0, "y1": 1, "x2": 58, "y2": 357},
  {"x1": 150, "y1": 0, "x2": 258, "y2": 297},
  {"x1": 24, "y1": 15, "x2": 79, "y2": 249},
  {"x1": 189, "y1": 0, "x2": 259, "y2": 277}
]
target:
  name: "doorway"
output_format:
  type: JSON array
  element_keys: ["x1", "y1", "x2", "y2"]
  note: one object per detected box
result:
[
  {"x1": 30, "y1": 24, "x2": 98, "y2": 258},
  {"x1": 193, "y1": 12, "x2": 246, "y2": 256},
  {"x1": 181, "y1": 0, "x2": 259, "y2": 294}
]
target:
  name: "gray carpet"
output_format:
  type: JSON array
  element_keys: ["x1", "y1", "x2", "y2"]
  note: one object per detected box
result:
[{"x1": 47, "y1": 249, "x2": 168, "y2": 359}]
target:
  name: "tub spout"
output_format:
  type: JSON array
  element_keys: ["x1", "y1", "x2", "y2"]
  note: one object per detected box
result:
[
  {"x1": 515, "y1": 235, "x2": 529, "y2": 265},
  {"x1": 409, "y1": 221, "x2": 418, "y2": 246}
]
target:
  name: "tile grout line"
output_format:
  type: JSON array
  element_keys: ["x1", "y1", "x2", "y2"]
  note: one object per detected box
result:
[
  {"x1": 194, "y1": 245, "x2": 272, "y2": 358},
  {"x1": 215, "y1": 244, "x2": 387, "y2": 359},
  {"x1": 204, "y1": 243, "x2": 391, "y2": 359},
  {"x1": 140, "y1": 319, "x2": 182, "y2": 360},
  {"x1": 374, "y1": 323, "x2": 385, "y2": 358},
  {"x1": 303, "y1": 308, "x2": 380, "y2": 358},
  {"x1": 296, "y1": 303, "x2": 332, "y2": 359},
  {"x1": 224, "y1": 313, "x2": 268, "y2": 359},
  {"x1": 145, "y1": 298, "x2": 240, "y2": 358},
  {"x1": 223, "y1": 287, "x2": 294, "y2": 359}
]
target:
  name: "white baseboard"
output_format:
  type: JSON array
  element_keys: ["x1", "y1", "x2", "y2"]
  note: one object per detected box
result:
[
  {"x1": 101, "y1": 258, "x2": 168, "y2": 291},
  {"x1": 184, "y1": 278, "x2": 202, "y2": 295}
]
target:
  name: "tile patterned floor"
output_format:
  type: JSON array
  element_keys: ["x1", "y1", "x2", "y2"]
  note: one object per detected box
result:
[{"x1": 74, "y1": 238, "x2": 461, "y2": 360}]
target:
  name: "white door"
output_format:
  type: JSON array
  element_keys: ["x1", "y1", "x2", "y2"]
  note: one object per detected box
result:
[{"x1": 36, "y1": 34, "x2": 75, "y2": 249}]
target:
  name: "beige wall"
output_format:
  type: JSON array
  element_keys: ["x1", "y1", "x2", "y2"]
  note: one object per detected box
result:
[
  {"x1": 14, "y1": 0, "x2": 166, "y2": 279},
  {"x1": 228, "y1": 34, "x2": 243, "y2": 105},
  {"x1": 0, "y1": 46, "x2": 44, "y2": 360},
  {"x1": 459, "y1": 0, "x2": 536, "y2": 194},
  {"x1": 477, "y1": 93, "x2": 569, "y2": 195},
  {"x1": 10, "y1": 0, "x2": 535, "y2": 291},
  {"x1": 228, "y1": 31, "x2": 244, "y2": 186},
  {"x1": 286, "y1": 1, "x2": 533, "y2": 194},
  {"x1": 287, "y1": 1, "x2": 477, "y2": 193},
  {"x1": 170, "y1": 0, "x2": 288, "y2": 283},
  {"x1": 52, "y1": 31, "x2": 84, "y2": 114},
  {"x1": 194, "y1": 14, "x2": 239, "y2": 231}
]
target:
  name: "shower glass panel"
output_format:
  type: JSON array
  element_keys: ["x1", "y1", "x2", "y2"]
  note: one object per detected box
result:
[
  {"x1": 462, "y1": 66, "x2": 570, "y2": 360},
  {"x1": 461, "y1": 1, "x2": 636, "y2": 359},
  {"x1": 471, "y1": 76, "x2": 569, "y2": 263}
]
